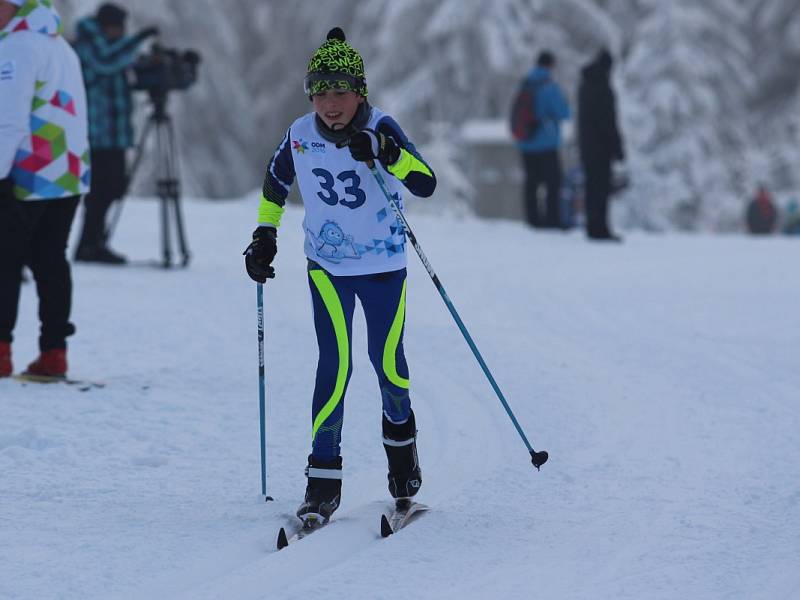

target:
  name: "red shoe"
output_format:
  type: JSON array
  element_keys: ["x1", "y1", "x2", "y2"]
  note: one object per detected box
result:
[
  {"x1": 25, "y1": 349, "x2": 67, "y2": 378},
  {"x1": 0, "y1": 342, "x2": 11, "y2": 378}
]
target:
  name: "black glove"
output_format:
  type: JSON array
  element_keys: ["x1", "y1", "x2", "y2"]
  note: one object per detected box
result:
[
  {"x1": 243, "y1": 226, "x2": 277, "y2": 283},
  {"x1": 347, "y1": 129, "x2": 401, "y2": 166},
  {"x1": 136, "y1": 26, "x2": 159, "y2": 41}
]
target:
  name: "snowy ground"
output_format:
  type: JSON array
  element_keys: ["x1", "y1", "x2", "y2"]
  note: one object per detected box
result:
[{"x1": 1, "y1": 196, "x2": 798, "y2": 600}]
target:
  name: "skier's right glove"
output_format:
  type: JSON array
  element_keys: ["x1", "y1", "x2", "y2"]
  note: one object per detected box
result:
[
  {"x1": 244, "y1": 226, "x2": 277, "y2": 283},
  {"x1": 347, "y1": 129, "x2": 401, "y2": 167}
]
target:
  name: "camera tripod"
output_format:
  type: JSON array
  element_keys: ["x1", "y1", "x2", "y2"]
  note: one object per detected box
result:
[{"x1": 107, "y1": 93, "x2": 190, "y2": 268}]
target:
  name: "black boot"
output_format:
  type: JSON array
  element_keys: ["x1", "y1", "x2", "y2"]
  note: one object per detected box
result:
[
  {"x1": 296, "y1": 454, "x2": 342, "y2": 524},
  {"x1": 383, "y1": 411, "x2": 422, "y2": 499},
  {"x1": 74, "y1": 244, "x2": 127, "y2": 264}
]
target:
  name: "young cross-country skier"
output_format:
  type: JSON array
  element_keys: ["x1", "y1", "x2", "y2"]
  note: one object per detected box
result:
[{"x1": 244, "y1": 28, "x2": 436, "y2": 524}]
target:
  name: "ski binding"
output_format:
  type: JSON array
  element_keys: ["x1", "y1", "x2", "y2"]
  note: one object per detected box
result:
[{"x1": 277, "y1": 513, "x2": 328, "y2": 550}]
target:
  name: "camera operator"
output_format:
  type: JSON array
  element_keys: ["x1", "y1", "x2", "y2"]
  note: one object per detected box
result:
[{"x1": 72, "y1": 3, "x2": 158, "y2": 264}]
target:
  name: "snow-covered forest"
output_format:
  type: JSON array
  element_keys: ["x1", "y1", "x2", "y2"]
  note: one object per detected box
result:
[{"x1": 56, "y1": 0, "x2": 800, "y2": 231}]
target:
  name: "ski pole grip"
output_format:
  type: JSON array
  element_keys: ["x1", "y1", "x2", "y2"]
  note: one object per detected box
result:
[{"x1": 333, "y1": 135, "x2": 374, "y2": 169}]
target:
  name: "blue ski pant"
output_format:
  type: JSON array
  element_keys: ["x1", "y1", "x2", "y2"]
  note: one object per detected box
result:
[{"x1": 307, "y1": 263, "x2": 411, "y2": 461}]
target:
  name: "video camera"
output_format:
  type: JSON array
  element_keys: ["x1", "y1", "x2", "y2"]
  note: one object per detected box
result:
[
  {"x1": 132, "y1": 44, "x2": 201, "y2": 100},
  {"x1": 116, "y1": 43, "x2": 201, "y2": 268}
]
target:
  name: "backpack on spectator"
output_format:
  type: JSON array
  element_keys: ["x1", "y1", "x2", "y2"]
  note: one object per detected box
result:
[{"x1": 510, "y1": 79, "x2": 543, "y2": 141}]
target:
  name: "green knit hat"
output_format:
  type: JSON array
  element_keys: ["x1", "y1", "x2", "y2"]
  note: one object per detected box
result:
[{"x1": 304, "y1": 27, "x2": 368, "y2": 97}]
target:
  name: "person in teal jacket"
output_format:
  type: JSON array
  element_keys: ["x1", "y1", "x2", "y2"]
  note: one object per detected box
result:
[
  {"x1": 515, "y1": 51, "x2": 571, "y2": 229},
  {"x1": 72, "y1": 3, "x2": 156, "y2": 264}
]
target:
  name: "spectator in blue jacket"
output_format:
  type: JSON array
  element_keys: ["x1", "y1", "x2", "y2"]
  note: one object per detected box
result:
[
  {"x1": 515, "y1": 51, "x2": 571, "y2": 229},
  {"x1": 72, "y1": 3, "x2": 157, "y2": 264}
]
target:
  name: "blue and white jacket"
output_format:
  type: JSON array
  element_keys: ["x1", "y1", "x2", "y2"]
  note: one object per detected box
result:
[{"x1": 258, "y1": 106, "x2": 436, "y2": 277}]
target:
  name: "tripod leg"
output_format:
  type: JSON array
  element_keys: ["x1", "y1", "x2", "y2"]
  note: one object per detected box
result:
[
  {"x1": 155, "y1": 118, "x2": 179, "y2": 268},
  {"x1": 171, "y1": 195, "x2": 191, "y2": 267},
  {"x1": 106, "y1": 116, "x2": 153, "y2": 244},
  {"x1": 164, "y1": 118, "x2": 190, "y2": 267},
  {"x1": 160, "y1": 195, "x2": 172, "y2": 268}
]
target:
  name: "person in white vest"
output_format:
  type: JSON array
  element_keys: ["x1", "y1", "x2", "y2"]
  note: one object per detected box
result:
[
  {"x1": 244, "y1": 27, "x2": 437, "y2": 524},
  {"x1": 0, "y1": 0, "x2": 90, "y2": 379}
]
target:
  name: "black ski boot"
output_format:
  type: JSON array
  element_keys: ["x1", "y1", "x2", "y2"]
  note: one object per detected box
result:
[
  {"x1": 296, "y1": 454, "x2": 342, "y2": 525},
  {"x1": 383, "y1": 411, "x2": 422, "y2": 499}
]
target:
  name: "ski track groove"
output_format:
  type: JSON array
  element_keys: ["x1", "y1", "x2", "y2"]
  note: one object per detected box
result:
[{"x1": 4, "y1": 201, "x2": 798, "y2": 600}]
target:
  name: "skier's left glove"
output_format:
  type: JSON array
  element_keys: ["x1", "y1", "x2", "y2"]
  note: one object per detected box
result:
[
  {"x1": 347, "y1": 129, "x2": 401, "y2": 167},
  {"x1": 243, "y1": 226, "x2": 277, "y2": 283}
]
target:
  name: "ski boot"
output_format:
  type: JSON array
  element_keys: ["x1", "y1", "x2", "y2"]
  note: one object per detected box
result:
[
  {"x1": 383, "y1": 410, "x2": 422, "y2": 501},
  {"x1": 296, "y1": 454, "x2": 342, "y2": 527},
  {"x1": 25, "y1": 348, "x2": 67, "y2": 378},
  {"x1": 0, "y1": 342, "x2": 11, "y2": 378}
]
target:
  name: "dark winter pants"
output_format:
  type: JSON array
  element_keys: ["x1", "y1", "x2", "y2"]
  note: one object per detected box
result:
[
  {"x1": 307, "y1": 263, "x2": 411, "y2": 461},
  {"x1": 522, "y1": 150, "x2": 563, "y2": 228},
  {"x1": 0, "y1": 179, "x2": 79, "y2": 351},
  {"x1": 76, "y1": 148, "x2": 127, "y2": 250},
  {"x1": 584, "y1": 160, "x2": 612, "y2": 238}
]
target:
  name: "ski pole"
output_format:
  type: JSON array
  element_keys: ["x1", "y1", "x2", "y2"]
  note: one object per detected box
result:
[
  {"x1": 368, "y1": 163, "x2": 548, "y2": 470},
  {"x1": 257, "y1": 283, "x2": 274, "y2": 500}
]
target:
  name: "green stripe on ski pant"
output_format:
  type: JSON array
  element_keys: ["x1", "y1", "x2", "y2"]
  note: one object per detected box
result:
[
  {"x1": 383, "y1": 279, "x2": 409, "y2": 389},
  {"x1": 309, "y1": 269, "x2": 350, "y2": 443}
]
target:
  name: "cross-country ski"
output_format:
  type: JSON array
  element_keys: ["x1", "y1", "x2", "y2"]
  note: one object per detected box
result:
[
  {"x1": 12, "y1": 373, "x2": 106, "y2": 391},
  {"x1": 381, "y1": 500, "x2": 429, "y2": 538}
]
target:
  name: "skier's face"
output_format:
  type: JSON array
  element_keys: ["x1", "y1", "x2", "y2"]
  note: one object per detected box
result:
[{"x1": 312, "y1": 90, "x2": 364, "y2": 130}]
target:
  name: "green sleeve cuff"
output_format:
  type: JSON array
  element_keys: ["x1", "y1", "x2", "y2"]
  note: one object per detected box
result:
[
  {"x1": 387, "y1": 148, "x2": 432, "y2": 181},
  {"x1": 258, "y1": 194, "x2": 285, "y2": 228}
]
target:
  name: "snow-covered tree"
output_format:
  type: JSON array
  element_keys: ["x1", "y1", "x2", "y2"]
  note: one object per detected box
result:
[
  {"x1": 49, "y1": 0, "x2": 800, "y2": 231},
  {"x1": 621, "y1": 0, "x2": 756, "y2": 230},
  {"x1": 747, "y1": 0, "x2": 800, "y2": 206}
]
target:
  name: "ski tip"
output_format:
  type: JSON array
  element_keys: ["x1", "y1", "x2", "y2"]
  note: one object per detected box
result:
[
  {"x1": 380, "y1": 514, "x2": 393, "y2": 538},
  {"x1": 531, "y1": 450, "x2": 549, "y2": 470},
  {"x1": 277, "y1": 527, "x2": 289, "y2": 550}
]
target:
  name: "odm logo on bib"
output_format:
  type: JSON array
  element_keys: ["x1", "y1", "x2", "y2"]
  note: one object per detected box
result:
[{"x1": 292, "y1": 139, "x2": 327, "y2": 155}]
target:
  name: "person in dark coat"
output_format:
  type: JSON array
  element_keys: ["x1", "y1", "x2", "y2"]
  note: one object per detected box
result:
[{"x1": 578, "y1": 50, "x2": 625, "y2": 241}]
